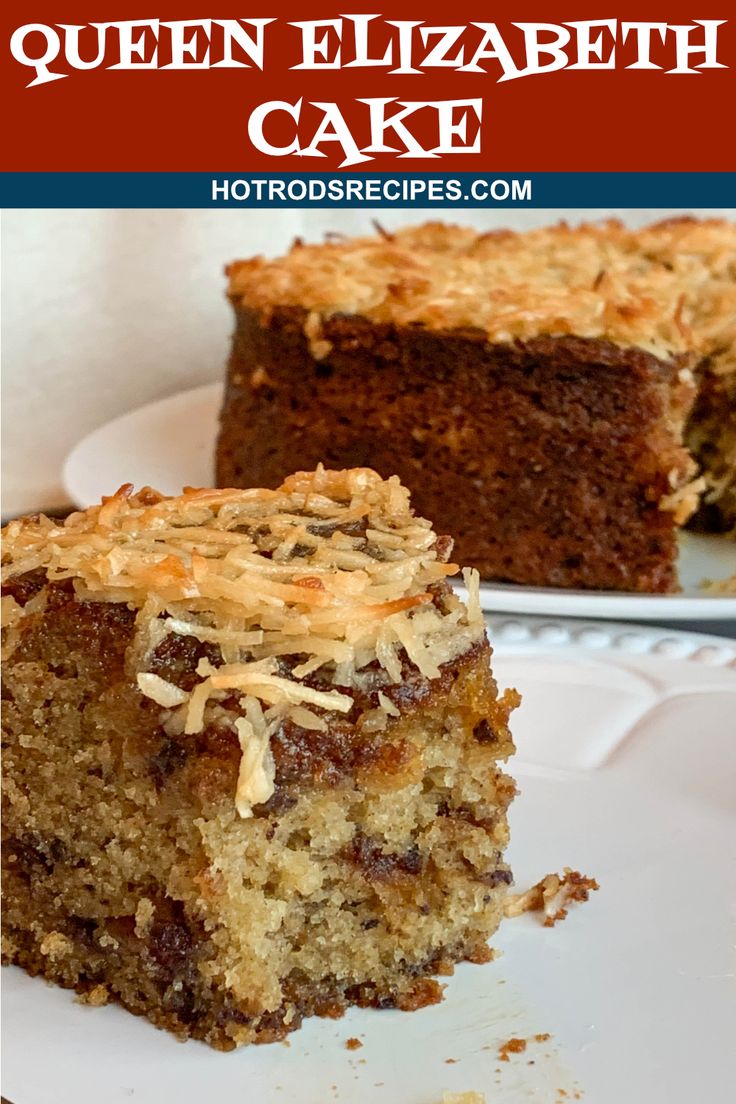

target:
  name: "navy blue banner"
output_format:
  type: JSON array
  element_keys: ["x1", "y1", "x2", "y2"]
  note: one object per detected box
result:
[{"x1": 0, "y1": 172, "x2": 734, "y2": 209}]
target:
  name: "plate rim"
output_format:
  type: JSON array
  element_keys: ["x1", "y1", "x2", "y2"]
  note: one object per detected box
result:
[{"x1": 483, "y1": 612, "x2": 736, "y2": 659}]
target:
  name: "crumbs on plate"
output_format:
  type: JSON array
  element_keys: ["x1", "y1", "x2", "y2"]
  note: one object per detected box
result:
[{"x1": 505, "y1": 869, "x2": 599, "y2": 926}]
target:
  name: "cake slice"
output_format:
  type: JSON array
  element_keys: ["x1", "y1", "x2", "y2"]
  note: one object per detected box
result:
[
  {"x1": 218, "y1": 217, "x2": 736, "y2": 592},
  {"x1": 1, "y1": 468, "x2": 518, "y2": 1050}
]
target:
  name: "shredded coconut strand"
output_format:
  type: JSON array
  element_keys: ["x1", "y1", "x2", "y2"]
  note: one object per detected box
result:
[
  {"x1": 504, "y1": 868, "x2": 600, "y2": 926},
  {"x1": 2, "y1": 467, "x2": 485, "y2": 817}
]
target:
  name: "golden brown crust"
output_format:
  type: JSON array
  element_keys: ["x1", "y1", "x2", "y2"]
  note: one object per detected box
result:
[{"x1": 227, "y1": 218, "x2": 736, "y2": 372}]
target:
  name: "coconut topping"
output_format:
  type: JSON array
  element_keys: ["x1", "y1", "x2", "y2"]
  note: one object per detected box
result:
[
  {"x1": 227, "y1": 218, "x2": 736, "y2": 372},
  {"x1": 2, "y1": 468, "x2": 485, "y2": 816}
]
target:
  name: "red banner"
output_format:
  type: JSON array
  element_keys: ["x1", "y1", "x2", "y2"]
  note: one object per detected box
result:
[{"x1": 2, "y1": 3, "x2": 735, "y2": 171}]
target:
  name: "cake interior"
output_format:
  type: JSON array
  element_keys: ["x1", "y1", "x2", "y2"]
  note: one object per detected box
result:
[{"x1": 217, "y1": 317, "x2": 699, "y2": 592}]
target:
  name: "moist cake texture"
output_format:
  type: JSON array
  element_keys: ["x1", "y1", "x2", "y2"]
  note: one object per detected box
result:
[
  {"x1": 1, "y1": 468, "x2": 518, "y2": 1050},
  {"x1": 218, "y1": 218, "x2": 736, "y2": 592}
]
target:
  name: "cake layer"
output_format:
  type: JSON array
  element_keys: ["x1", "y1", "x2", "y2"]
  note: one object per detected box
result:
[
  {"x1": 218, "y1": 314, "x2": 696, "y2": 592},
  {"x1": 1, "y1": 470, "x2": 518, "y2": 1049}
]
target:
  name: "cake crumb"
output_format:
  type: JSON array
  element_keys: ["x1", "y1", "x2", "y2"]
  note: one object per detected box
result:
[
  {"x1": 445, "y1": 1058, "x2": 457, "y2": 1064},
  {"x1": 345, "y1": 1037, "x2": 362, "y2": 1051},
  {"x1": 498, "y1": 1033, "x2": 553, "y2": 1062},
  {"x1": 701, "y1": 572, "x2": 736, "y2": 594},
  {"x1": 441, "y1": 1093, "x2": 485, "y2": 1104},
  {"x1": 39, "y1": 931, "x2": 72, "y2": 960},
  {"x1": 504, "y1": 869, "x2": 599, "y2": 926},
  {"x1": 134, "y1": 896, "x2": 155, "y2": 937},
  {"x1": 498, "y1": 1037, "x2": 527, "y2": 1061},
  {"x1": 76, "y1": 984, "x2": 110, "y2": 1007}
]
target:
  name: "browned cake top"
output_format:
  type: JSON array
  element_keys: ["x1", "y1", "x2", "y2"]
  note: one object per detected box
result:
[
  {"x1": 1, "y1": 468, "x2": 485, "y2": 815},
  {"x1": 227, "y1": 218, "x2": 736, "y2": 370}
]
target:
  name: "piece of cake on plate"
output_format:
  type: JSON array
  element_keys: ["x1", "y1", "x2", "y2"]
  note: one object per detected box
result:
[
  {"x1": 218, "y1": 217, "x2": 736, "y2": 593},
  {"x1": 1, "y1": 468, "x2": 518, "y2": 1050}
]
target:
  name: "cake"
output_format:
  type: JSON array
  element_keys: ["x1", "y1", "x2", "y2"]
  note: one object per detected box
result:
[
  {"x1": 1, "y1": 468, "x2": 518, "y2": 1050},
  {"x1": 217, "y1": 218, "x2": 736, "y2": 594}
]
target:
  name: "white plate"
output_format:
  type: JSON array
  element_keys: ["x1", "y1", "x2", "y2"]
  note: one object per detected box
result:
[
  {"x1": 3, "y1": 617, "x2": 736, "y2": 1104},
  {"x1": 63, "y1": 383, "x2": 736, "y2": 620}
]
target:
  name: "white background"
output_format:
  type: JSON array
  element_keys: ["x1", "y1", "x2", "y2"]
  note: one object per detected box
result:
[{"x1": 2, "y1": 206, "x2": 734, "y2": 517}]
